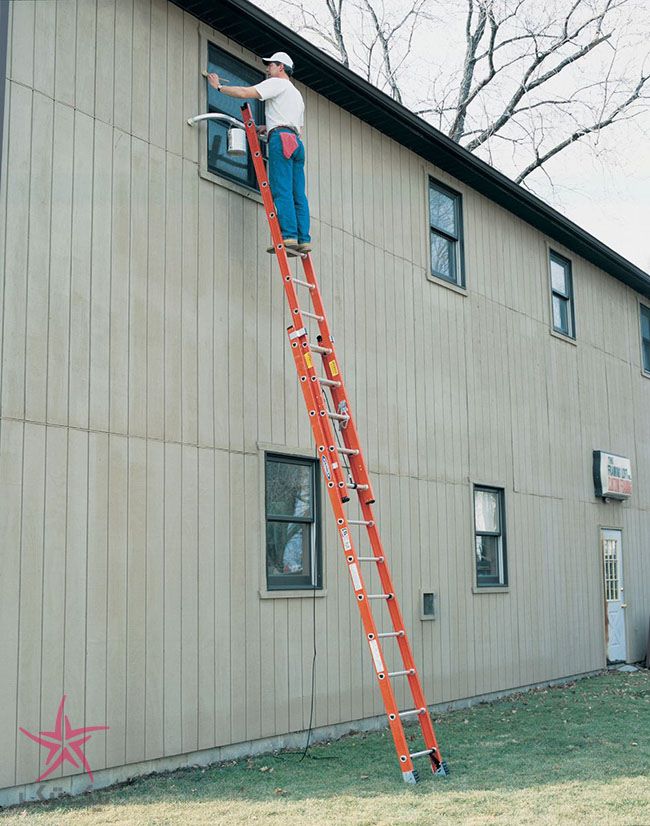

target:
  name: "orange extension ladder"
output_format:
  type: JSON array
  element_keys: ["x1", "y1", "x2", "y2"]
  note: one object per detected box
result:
[{"x1": 241, "y1": 103, "x2": 448, "y2": 784}]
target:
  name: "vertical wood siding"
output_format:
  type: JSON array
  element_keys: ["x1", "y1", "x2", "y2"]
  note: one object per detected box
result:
[{"x1": 1, "y1": 0, "x2": 649, "y2": 792}]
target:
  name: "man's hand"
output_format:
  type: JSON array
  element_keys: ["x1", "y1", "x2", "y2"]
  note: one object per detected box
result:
[
  {"x1": 207, "y1": 72, "x2": 221, "y2": 90},
  {"x1": 256, "y1": 125, "x2": 267, "y2": 136}
]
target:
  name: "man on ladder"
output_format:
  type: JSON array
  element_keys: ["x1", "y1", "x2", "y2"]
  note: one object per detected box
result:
[{"x1": 207, "y1": 50, "x2": 312, "y2": 254}]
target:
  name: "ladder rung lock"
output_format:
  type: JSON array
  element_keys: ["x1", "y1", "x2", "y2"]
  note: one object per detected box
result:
[
  {"x1": 291, "y1": 278, "x2": 315, "y2": 289},
  {"x1": 302, "y1": 310, "x2": 324, "y2": 321},
  {"x1": 399, "y1": 708, "x2": 426, "y2": 718},
  {"x1": 309, "y1": 344, "x2": 332, "y2": 354},
  {"x1": 367, "y1": 593, "x2": 392, "y2": 600},
  {"x1": 409, "y1": 749, "x2": 435, "y2": 760},
  {"x1": 328, "y1": 412, "x2": 350, "y2": 421},
  {"x1": 377, "y1": 631, "x2": 405, "y2": 638},
  {"x1": 356, "y1": 556, "x2": 384, "y2": 563},
  {"x1": 338, "y1": 447, "x2": 360, "y2": 456},
  {"x1": 288, "y1": 327, "x2": 307, "y2": 340},
  {"x1": 317, "y1": 377, "x2": 341, "y2": 387},
  {"x1": 388, "y1": 669, "x2": 416, "y2": 678}
]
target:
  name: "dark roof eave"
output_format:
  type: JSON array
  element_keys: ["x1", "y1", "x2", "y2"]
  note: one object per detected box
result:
[{"x1": 173, "y1": 0, "x2": 650, "y2": 298}]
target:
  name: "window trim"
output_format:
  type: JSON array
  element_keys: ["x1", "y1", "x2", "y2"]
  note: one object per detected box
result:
[
  {"x1": 473, "y1": 484, "x2": 508, "y2": 589},
  {"x1": 549, "y1": 250, "x2": 576, "y2": 340},
  {"x1": 640, "y1": 301, "x2": 650, "y2": 376},
  {"x1": 263, "y1": 450, "x2": 322, "y2": 593},
  {"x1": 427, "y1": 177, "x2": 465, "y2": 288}
]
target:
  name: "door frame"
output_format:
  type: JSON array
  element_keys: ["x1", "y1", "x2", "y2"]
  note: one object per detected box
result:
[{"x1": 599, "y1": 526, "x2": 627, "y2": 664}]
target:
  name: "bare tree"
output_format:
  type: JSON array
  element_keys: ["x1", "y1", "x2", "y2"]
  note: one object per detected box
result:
[{"x1": 252, "y1": 0, "x2": 650, "y2": 186}]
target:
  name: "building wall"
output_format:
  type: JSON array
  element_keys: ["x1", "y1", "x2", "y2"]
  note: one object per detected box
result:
[{"x1": 1, "y1": 0, "x2": 648, "y2": 795}]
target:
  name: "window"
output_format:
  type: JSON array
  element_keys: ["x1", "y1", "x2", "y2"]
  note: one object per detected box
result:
[
  {"x1": 207, "y1": 44, "x2": 264, "y2": 189},
  {"x1": 641, "y1": 304, "x2": 650, "y2": 374},
  {"x1": 474, "y1": 486, "x2": 507, "y2": 587},
  {"x1": 428, "y1": 179, "x2": 464, "y2": 286},
  {"x1": 265, "y1": 454, "x2": 321, "y2": 590},
  {"x1": 549, "y1": 251, "x2": 575, "y2": 338}
]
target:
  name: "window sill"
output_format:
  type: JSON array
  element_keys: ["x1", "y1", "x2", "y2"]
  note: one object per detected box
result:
[
  {"x1": 549, "y1": 328, "x2": 577, "y2": 346},
  {"x1": 472, "y1": 586, "x2": 509, "y2": 594},
  {"x1": 426, "y1": 273, "x2": 468, "y2": 296},
  {"x1": 198, "y1": 164, "x2": 263, "y2": 204},
  {"x1": 641, "y1": 368, "x2": 650, "y2": 380},
  {"x1": 259, "y1": 588, "x2": 327, "y2": 600}
]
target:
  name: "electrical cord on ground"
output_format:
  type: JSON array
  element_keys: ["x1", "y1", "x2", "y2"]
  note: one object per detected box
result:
[{"x1": 299, "y1": 580, "x2": 318, "y2": 761}]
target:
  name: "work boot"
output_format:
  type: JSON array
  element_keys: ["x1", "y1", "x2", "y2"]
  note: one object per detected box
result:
[
  {"x1": 267, "y1": 238, "x2": 298, "y2": 254},
  {"x1": 293, "y1": 242, "x2": 312, "y2": 253}
]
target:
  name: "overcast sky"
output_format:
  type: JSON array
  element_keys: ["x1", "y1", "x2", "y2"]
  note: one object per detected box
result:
[{"x1": 252, "y1": 0, "x2": 650, "y2": 273}]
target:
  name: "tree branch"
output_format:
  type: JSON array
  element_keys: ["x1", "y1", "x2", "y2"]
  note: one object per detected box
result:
[{"x1": 515, "y1": 72, "x2": 650, "y2": 182}]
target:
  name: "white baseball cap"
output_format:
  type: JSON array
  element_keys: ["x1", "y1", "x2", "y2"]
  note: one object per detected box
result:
[{"x1": 262, "y1": 51, "x2": 294, "y2": 70}]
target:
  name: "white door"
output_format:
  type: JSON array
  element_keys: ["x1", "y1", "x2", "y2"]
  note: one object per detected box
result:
[{"x1": 602, "y1": 529, "x2": 627, "y2": 663}]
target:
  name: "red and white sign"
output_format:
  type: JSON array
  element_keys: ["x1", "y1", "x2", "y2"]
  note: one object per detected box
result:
[{"x1": 593, "y1": 451, "x2": 632, "y2": 500}]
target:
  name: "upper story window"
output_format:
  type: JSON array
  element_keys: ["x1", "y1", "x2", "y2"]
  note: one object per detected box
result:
[
  {"x1": 207, "y1": 44, "x2": 264, "y2": 190},
  {"x1": 641, "y1": 303, "x2": 650, "y2": 374},
  {"x1": 428, "y1": 179, "x2": 465, "y2": 287},
  {"x1": 474, "y1": 486, "x2": 507, "y2": 588},
  {"x1": 549, "y1": 251, "x2": 575, "y2": 338},
  {"x1": 265, "y1": 454, "x2": 322, "y2": 590}
]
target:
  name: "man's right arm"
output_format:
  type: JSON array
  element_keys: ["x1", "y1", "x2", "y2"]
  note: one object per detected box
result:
[{"x1": 207, "y1": 73, "x2": 261, "y2": 99}]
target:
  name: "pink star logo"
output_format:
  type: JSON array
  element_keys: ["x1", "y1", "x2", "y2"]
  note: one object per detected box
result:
[{"x1": 19, "y1": 695, "x2": 109, "y2": 783}]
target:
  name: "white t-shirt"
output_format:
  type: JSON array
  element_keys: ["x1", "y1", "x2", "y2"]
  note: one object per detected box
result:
[{"x1": 254, "y1": 78, "x2": 304, "y2": 134}]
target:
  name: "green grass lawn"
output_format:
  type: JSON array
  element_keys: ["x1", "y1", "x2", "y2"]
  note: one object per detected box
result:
[{"x1": 2, "y1": 670, "x2": 649, "y2": 825}]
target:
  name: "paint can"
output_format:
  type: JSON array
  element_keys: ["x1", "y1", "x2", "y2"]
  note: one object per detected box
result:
[{"x1": 227, "y1": 127, "x2": 247, "y2": 156}]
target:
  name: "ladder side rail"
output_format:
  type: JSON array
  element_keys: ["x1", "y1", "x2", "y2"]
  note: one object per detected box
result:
[
  {"x1": 299, "y1": 237, "x2": 444, "y2": 772},
  {"x1": 356, "y1": 501, "x2": 443, "y2": 765},
  {"x1": 299, "y1": 250, "x2": 442, "y2": 763},
  {"x1": 241, "y1": 104, "x2": 348, "y2": 497},
  {"x1": 287, "y1": 326, "x2": 418, "y2": 776},
  {"x1": 299, "y1": 254, "x2": 376, "y2": 503}
]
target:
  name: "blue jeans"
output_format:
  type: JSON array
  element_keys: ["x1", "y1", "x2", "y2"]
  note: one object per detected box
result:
[{"x1": 268, "y1": 130, "x2": 311, "y2": 243}]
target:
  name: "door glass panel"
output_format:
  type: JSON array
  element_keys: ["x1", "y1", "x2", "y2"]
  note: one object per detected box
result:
[{"x1": 603, "y1": 539, "x2": 619, "y2": 601}]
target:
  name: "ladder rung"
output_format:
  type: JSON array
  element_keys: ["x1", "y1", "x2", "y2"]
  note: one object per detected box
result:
[
  {"x1": 399, "y1": 708, "x2": 426, "y2": 718},
  {"x1": 347, "y1": 482, "x2": 369, "y2": 490},
  {"x1": 356, "y1": 556, "x2": 384, "y2": 562},
  {"x1": 410, "y1": 748, "x2": 436, "y2": 760},
  {"x1": 347, "y1": 519, "x2": 374, "y2": 526},
  {"x1": 310, "y1": 344, "x2": 332, "y2": 355},
  {"x1": 387, "y1": 669, "x2": 415, "y2": 678},
  {"x1": 317, "y1": 377, "x2": 342, "y2": 387},
  {"x1": 377, "y1": 631, "x2": 405, "y2": 638},
  {"x1": 328, "y1": 412, "x2": 350, "y2": 421},
  {"x1": 292, "y1": 277, "x2": 315, "y2": 290},
  {"x1": 367, "y1": 593, "x2": 393, "y2": 600},
  {"x1": 302, "y1": 310, "x2": 324, "y2": 321},
  {"x1": 338, "y1": 447, "x2": 360, "y2": 456}
]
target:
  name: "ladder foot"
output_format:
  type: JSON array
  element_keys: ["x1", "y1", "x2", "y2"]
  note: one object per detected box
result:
[
  {"x1": 433, "y1": 760, "x2": 450, "y2": 777},
  {"x1": 402, "y1": 769, "x2": 419, "y2": 785}
]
